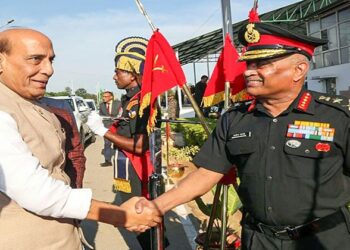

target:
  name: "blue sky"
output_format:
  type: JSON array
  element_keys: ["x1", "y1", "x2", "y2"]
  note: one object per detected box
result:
[{"x1": 1, "y1": 0, "x2": 300, "y2": 98}]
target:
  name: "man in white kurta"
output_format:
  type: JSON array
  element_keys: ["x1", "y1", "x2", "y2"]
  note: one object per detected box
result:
[{"x1": 0, "y1": 28, "x2": 161, "y2": 249}]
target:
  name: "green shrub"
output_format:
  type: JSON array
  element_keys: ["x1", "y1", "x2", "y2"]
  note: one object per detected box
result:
[
  {"x1": 168, "y1": 145, "x2": 200, "y2": 164},
  {"x1": 170, "y1": 118, "x2": 217, "y2": 147}
]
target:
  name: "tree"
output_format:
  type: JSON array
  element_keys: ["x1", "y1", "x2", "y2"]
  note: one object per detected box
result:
[
  {"x1": 64, "y1": 87, "x2": 72, "y2": 95},
  {"x1": 75, "y1": 88, "x2": 87, "y2": 97},
  {"x1": 45, "y1": 87, "x2": 97, "y2": 102}
]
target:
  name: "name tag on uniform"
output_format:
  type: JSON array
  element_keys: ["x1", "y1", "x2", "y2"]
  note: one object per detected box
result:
[{"x1": 229, "y1": 132, "x2": 252, "y2": 140}]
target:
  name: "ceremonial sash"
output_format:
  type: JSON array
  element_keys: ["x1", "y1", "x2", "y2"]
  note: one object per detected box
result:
[
  {"x1": 113, "y1": 149, "x2": 131, "y2": 192},
  {"x1": 113, "y1": 148, "x2": 153, "y2": 197}
]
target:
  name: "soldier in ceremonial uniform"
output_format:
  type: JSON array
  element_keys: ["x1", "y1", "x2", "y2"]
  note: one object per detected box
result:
[
  {"x1": 135, "y1": 11, "x2": 350, "y2": 250},
  {"x1": 87, "y1": 37, "x2": 162, "y2": 249}
]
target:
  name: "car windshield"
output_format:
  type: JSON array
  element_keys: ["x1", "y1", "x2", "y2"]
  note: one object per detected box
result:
[
  {"x1": 65, "y1": 99, "x2": 75, "y2": 111},
  {"x1": 86, "y1": 101, "x2": 96, "y2": 110}
]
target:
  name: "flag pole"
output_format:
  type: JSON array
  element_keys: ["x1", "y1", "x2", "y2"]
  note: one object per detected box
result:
[
  {"x1": 134, "y1": 0, "x2": 211, "y2": 135},
  {"x1": 203, "y1": 1, "x2": 234, "y2": 250},
  {"x1": 221, "y1": 0, "x2": 233, "y2": 110}
]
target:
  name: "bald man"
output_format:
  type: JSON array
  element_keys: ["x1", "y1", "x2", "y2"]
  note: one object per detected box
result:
[{"x1": 0, "y1": 28, "x2": 161, "y2": 249}]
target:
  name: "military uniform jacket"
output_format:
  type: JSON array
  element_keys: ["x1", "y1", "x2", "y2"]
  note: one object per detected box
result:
[
  {"x1": 114, "y1": 86, "x2": 150, "y2": 138},
  {"x1": 110, "y1": 86, "x2": 160, "y2": 196},
  {"x1": 194, "y1": 90, "x2": 350, "y2": 226}
]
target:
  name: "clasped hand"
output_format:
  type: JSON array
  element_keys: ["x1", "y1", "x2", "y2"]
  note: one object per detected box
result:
[{"x1": 120, "y1": 197, "x2": 162, "y2": 232}]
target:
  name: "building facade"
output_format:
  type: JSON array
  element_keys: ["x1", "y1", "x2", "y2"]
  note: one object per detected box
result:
[{"x1": 307, "y1": 4, "x2": 350, "y2": 96}]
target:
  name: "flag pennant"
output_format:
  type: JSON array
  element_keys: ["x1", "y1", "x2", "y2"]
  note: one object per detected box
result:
[
  {"x1": 139, "y1": 30, "x2": 186, "y2": 133},
  {"x1": 249, "y1": 0, "x2": 260, "y2": 23},
  {"x1": 203, "y1": 33, "x2": 250, "y2": 108}
]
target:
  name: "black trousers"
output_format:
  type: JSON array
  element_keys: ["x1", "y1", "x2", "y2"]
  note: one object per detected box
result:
[{"x1": 241, "y1": 222, "x2": 350, "y2": 250}]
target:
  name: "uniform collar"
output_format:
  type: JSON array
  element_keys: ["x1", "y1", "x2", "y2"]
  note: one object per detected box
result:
[
  {"x1": 125, "y1": 86, "x2": 140, "y2": 98},
  {"x1": 247, "y1": 89, "x2": 315, "y2": 115}
]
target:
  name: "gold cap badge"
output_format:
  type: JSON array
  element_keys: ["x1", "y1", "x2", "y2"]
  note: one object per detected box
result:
[{"x1": 244, "y1": 23, "x2": 260, "y2": 43}]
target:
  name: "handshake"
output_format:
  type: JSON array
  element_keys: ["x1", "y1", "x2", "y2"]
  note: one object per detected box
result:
[{"x1": 120, "y1": 196, "x2": 162, "y2": 233}]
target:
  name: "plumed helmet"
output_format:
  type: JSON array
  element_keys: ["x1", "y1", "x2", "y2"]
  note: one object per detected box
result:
[{"x1": 114, "y1": 36, "x2": 148, "y2": 75}]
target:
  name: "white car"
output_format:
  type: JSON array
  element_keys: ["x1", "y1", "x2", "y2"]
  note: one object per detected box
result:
[
  {"x1": 51, "y1": 95, "x2": 96, "y2": 145},
  {"x1": 84, "y1": 99, "x2": 98, "y2": 114}
]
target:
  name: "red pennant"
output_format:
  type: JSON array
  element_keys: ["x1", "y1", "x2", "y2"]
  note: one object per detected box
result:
[
  {"x1": 202, "y1": 33, "x2": 247, "y2": 107},
  {"x1": 249, "y1": 0, "x2": 260, "y2": 23},
  {"x1": 140, "y1": 30, "x2": 187, "y2": 133}
]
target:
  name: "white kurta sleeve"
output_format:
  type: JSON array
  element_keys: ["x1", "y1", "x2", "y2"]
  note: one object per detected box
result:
[{"x1": 0, "y1": 111, "x2": 92, "y2": 220}]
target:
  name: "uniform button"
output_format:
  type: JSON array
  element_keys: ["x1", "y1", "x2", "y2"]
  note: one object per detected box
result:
[
  {"x1": 267, "y1": 206, "x2": 273, "y2": 212},
  {"x1": 305, "y1": 149, "x2": 310, "y2": 154},
  {"x1": 266, "y1": 176, "x2": 272, "y2": 181},
  {"x1": 272, "y1": 118, "x2": 278, "y2": 123},
  {"x1": 270, "y1": 146, "x2": 276, "y2": 150}
]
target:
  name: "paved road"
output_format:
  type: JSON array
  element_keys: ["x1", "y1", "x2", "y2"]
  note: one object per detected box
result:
[{"x1": 81, "y1": 137, "x2": 203, "y2": 250}]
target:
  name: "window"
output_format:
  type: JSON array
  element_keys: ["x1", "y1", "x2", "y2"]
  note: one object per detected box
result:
[
  {"x1": 311, "y1": 32, "x2": 322, "y2": 53},
  {"x1": 328, "y1": 27, "x2": 338, "y2": 50},
  {"x1": 339, "y1": 8, "x2": 350, "y2": 22},
  {"x1": 308, "y1": 7, "x2": 350, "y2": 69},
  {"x1": 339, "y1": 21, "x2": 350, "y2": 47},
  {"x1": 324, "y1": 50, "x2": 339, "y2": 66},
  {"x1": 66, "y1": 99, "x2": 75, "y2": 111},
  {"x1": 341, "y1": 47, "x2": 350, "y2": 64},
  {"x1": 309, "y1": 20, "x2": 320, "y2": 33},
  {"x1": 312, "y1": 54, "x2": 323, "y2": 69},
  {"x1": 321, "y1": 14, "x2": 336, "y2": 29},
  {"x1": 77, "y1": 100, "x2": 87, "y2": 109},
  {"x1": 321, "y1": 25, "x2": 337, "y2": 51},
  {"x1": 86, "y1": 101, "x2": 96, "y2": 111},
  {"x1": 325, "y1": 78, "x2": 337, "y2": 95}
]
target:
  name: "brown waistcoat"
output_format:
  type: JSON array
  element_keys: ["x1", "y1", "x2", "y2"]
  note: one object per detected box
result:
[{"x1": 0, "y1": 83, "x2": 81, "y2": 250}]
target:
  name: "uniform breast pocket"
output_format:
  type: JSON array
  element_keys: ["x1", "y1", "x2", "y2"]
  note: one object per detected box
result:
[
  {"x1": 283, "y1": 139, "x2": 335, "y2": 179},
  {"x1": 227, "y1": 137, "x2": 257, "y2": 174}
]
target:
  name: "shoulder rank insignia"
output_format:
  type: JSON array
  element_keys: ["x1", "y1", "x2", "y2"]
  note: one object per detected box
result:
[
  {"x1": 314, "y1": 92, "x2": 350, "y2": 117},
  {"x1": 297, "y1": 92, "x2": 312, "y2": 112}
]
